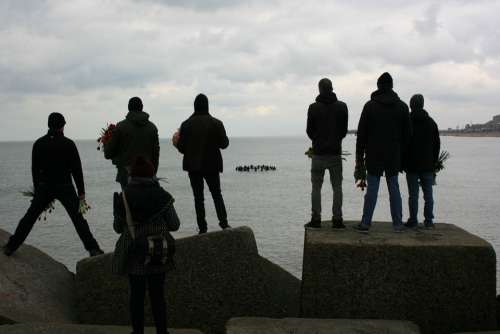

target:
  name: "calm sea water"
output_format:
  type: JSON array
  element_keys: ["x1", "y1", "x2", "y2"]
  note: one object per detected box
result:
[{"x1": 1, "y1": 136, "x2": 499, "y2": 289}]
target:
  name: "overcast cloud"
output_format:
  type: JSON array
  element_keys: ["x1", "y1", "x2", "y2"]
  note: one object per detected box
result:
[{"x1": 1, "y1": 0, "x2": 499, "y2": 140}]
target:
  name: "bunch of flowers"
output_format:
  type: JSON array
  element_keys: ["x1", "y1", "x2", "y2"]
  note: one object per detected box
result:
[
  {"x1": 354, "y1": 162, "x2": 367, "y2": 191},
  {"x1": 21, "y1": 189, "x2": 55, "y2": 221},
  {"x1": 97, "y1": 123, "x2": 116, "y2": 150},
  {"x1": 433, "y1": 150, "x2": 450, "y2": 185},
  {"x1": 79, "y1": 198, "x2": 91, "y2": 215}
]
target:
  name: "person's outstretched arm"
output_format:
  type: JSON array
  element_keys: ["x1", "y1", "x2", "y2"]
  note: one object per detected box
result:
[{"x1": 70, "y1": 141, "x2": 85, "y2": 197}]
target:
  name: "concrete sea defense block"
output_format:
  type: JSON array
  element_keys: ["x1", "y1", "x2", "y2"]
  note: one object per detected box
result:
[
  {"x1": 0, "y1": 228, "x2": 77, "y2": 324},
  {"x1": 301, "y1": 222, "x2": 497, "y2": 334},
  {"x1": 226, "y1": 317, "x2": 420, "y2": 334},
  {"x1": 0, "y1": 323, "x2": 203, "y2": 333},
  {"x1": 76, "y1": 226, "x2": 300, "y2": 334}
]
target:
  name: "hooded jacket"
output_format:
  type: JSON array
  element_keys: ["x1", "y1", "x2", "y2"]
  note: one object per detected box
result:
[
  {"x1": 356, "y1": 89, "x2": 411, "y2": 176},
  {"x1": 405, "y1": 109, "x2": 440, "y2": 173},
  {"x1": 307, "y1": 92, "x2": 348, "y2": 155},
  {"x1": 104, "y1": 111, "x2": 160, "y2": 178},
  {"x1": 176, "y1": 95, "x2": 229, "y2": 173}
]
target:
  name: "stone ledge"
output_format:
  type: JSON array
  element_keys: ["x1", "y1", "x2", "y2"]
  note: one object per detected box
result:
[{"x1": 0, "y1": 324, "x2": 203, "y2": 334}]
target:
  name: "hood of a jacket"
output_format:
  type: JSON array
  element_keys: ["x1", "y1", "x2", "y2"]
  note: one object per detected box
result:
[
  {"x1": 410, "y1": 108, "x2": 429, "y2": 122},
  {"x1": 126, "y1": 110, "x2": 150, "y2": 126},
  {"x1": 370, "y1": 89, "x2": 400, "y2": 105},
  {"x1": 193, "y1": 94, "x2": 210, "y2": 115},
  {"x1": 315, "y1": 92, "x2": 338, "y2": 104}
]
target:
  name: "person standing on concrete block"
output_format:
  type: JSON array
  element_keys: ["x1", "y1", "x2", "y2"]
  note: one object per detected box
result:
[
  {"x1": 403, "y1": 94, "x2": 440, "y2": 229},
  {"x1": 354, "y1": 72, "x2": 411, "y2": 233},
  {"x1": 104, "y1": 97, "x2": 160, "y2": 188},
  {"x1": 305, "y1": 78, "x2": 348, "y2": 229},
  {"x1": 3, "y1": 113, "x2": 104, "y2": 257},
  {"x1": 174, "y1": 94, "x2": 231, "y2": 234}
]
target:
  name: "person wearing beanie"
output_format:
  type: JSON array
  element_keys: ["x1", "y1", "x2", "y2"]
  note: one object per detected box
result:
[
  {"x1": 175, "y1": 93, "x2": 230, "y2": 234},
  {"x1": 404, "y1": 94, "x2": 440, "y2": 229},
  {"x1": 104, "y1": 96, "x2": 160, "y2": 188},
  {"x1": 3, "y1": 113, "x2": 104, "y2": 257},
  {"x1": 305, "y1": 77, "x2": 348, "y2": 229},
  {"x1": 354, "y1": 72, "x2": 411, "y2": 233},
  {"x1": 112, "y1": 156, "x2": 179, "y2": 334}
]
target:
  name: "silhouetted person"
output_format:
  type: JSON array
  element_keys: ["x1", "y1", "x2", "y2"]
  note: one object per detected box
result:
[
  {"x1": 112, "y1": 157, "x2": 180, "y2": 334},
  {"x1": 404, "y1": 94, "x2": 440, "y2": 229},
  {"x1": 104, "y1": 97, "x2": 160, "y2": 188},
  {"x1": 3, "y1": 113, "x2": 103, "y2": 257},
  {"x1": 175, "y1": 94, "x2": 230, "y2": 234},
  {"x1": 305, "y1": 78, "x2": 348, "y2": 229},
  {"x1": 354, "y1": 72, "x2": 411, "y2": 232}
]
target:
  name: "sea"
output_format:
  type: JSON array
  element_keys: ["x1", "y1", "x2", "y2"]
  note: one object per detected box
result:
[{"x1": 1, "y1": 136, "x2": 499, "y2": 290}]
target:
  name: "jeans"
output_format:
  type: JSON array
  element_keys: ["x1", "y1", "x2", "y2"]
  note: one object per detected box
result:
[
  {"x1": 406, "y1": 172, "x2": 434, "y2": 224},
  {"x1": 129, "y1": 273, "x2": 168, "y2": 334},
  {"x1": 188, "y1": 172, "x2": 228, "y2": 230},
  {"x1": 311, "y1": 155, "x2": 343, "y2": 220},
  {"x1": 7, "y1": 184, "x2": 100, "y2": 252},
  {"x1": 360, "y1": 173, "x2": 403, "y2": 227}
]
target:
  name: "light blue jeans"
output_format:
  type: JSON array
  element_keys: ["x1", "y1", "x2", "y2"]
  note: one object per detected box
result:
[
  {"x1": 360, "y1": 173, "x2": 403, "y2": 227},
  {"x1": 406, "y1": 172, "x2": 434, "y2": 225},
  {"x1": 311, "y1": 155, "x2": 343, "y2": 221}
]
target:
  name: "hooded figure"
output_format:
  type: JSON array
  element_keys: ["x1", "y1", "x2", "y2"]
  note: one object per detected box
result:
[
  {"x1": 305, "y1": 77, "x2": 348, "y2": 229},
  {"x1": 104, "y1": 97, "x2": 160, "y2": 187},
  {"x1": 354, "y1": 72, "x2": 411, "y2": 233},
  {"x1": 175, "y1": 94, "x2": 230, "y2": 234}
]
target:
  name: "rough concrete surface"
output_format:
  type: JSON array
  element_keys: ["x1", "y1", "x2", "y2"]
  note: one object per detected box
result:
[
  {"x1": 0, "y1": 323, "x2": 203, "y2": 334},
  {"x1": 76, "y1": 226, "x2": 300, "y2": 334},
  {"x1": 226, "y1": 317, "x2": 421, "y2": 334},
  {"x1": 301, "y1": 221, "x2": 497, "y2": 334},
  {"x1": 0, "y1": 228, "x2": 77, "y2": 324}
]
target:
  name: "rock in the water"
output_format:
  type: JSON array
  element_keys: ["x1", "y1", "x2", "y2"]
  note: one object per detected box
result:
[
  {"x1": 0, "y1": 323, "x2": 203, "y2": 334},
  {"x1": 76, "y1": 226, "x2": 300, "y2": 334},
  {"x1": 0, "y1": 228, "x2": 77, "y2": 324},
  {"x1": 301, "y1": 221, "x2": 497, "y2": 334},
  {"x1": 226, "y1": 317, "x2": 421, "y2": 334}
]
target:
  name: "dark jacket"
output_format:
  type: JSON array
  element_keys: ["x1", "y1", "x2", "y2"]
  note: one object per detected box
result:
[
  {"x1": 404, "y1": 109, "x2": 440, "y2": 173},
  {"x1": 307, "y1": 92, "x2": 348, "y2": 156},
  {"x1": 32, "y1": 130, "x2": 85, "y2": 196},
  {"x1": 176, "y1": 110, "x2": 229, "y2": 173},
  {"x1": 356, "y1": 89, "x2": 411, "y2": 176},
  {"x1": 112, "y1": 178, "x2": 180, "y2": 275},
  {"x1": 104, "y1": 111, "x2": 160, "y2": 179}
]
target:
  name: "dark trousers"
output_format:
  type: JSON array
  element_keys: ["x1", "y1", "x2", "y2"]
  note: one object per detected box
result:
[
  {"x1": 7, "y1": 184, "x2": 100, "y2": 252},
  {"x1": 129, "y1": 273, "x2": 167, "y2": 334},
  {"x1": 188, "y1": 172, "x2": 227, "y2": 230}
]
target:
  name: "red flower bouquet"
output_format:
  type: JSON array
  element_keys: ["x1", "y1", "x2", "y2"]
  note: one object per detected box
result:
[{"x1": 97, "y1": 123, "x2": 116, "y2": 150}]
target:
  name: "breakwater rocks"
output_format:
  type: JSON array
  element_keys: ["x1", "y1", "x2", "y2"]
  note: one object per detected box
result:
[
  {"x1": 301, "y1": 221, "x2": 497, "y2": 334},
  {"x1": 235, "y1": 165, "x2": 276, "y2": 172},
  {"x1": 76, "y1": 227, "x2": 300, "y2": 334},
  {"x1": 0, "y1": 324, "x2": 203, "y2": 334},
  {"x1": 0, "y1": 229, "x2": 77, "y2": 325}
]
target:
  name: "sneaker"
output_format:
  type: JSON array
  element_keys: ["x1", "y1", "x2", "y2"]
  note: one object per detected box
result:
[
  {"x1": 88, "y1": 248, "x2": 104, "y2": 257},
  {"x1": 304, "y1": 220, "x2": 321, "y2": 229},
  {"x1": 198, "y1": 228, "x2": 207, "y2": 235},
  {"x1": 352, "y1": 224, "x2": 370, "y2": 233},
  {"x1": 3, "y1": 244, "x2": 15, "y2": 257},
  {"x1": 404, "y1": 220, "x2": 418, "y2": 229},
  {"x1": 332, "y1": 218, "x2": 346, "y2": 229},
  {"x1": 424, "y1": 221, "x2": 435, "y2": 229},
  {"x1": 393, "y1": 224, "x2": 406, "y2": 233},
  {"x1": 219, "y1": 222, "x2": 232, "y2": 230}
]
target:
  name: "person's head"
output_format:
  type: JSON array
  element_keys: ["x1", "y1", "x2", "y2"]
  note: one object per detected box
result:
[
  {"x1": 194, "y1": 94, "x2": 209, "y2": 114},
  {"x1": 128, "y1": 97, "x2": 143, "y2": 112},
  {"x1": 377, "y1": 72, "x2": 393, "y2": 91},
  {"x1": 318, "y1": 78, "x2": 333, "y2": 95},
  {"x1": 410, "y1": 94, "x2": 424, "y2": 111},
  {"x1": 129, "y1": 156, "x2": 155, "y2": 178},
  {"x1": 48, "y1": 112, "x2": 66, "y2": 131}
]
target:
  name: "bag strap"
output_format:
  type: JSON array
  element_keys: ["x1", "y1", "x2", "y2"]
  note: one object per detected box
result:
[{"x1": 122, "y1": 190, "x2": 136, "y2": 240}]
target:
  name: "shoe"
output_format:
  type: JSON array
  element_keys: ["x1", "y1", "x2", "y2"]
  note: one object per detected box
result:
[
  {"x1": 3, "y1": 244, "x2": 15, "y2": 257},
  {"x1": 393, "y1": 224, "x2": 406, "y2": 233},
  {"x1": 424, "y1": 221, "x2": 435, "y2": 229},
  {"x1": 219, "y1": 222, "x2": 231, "y2": 230},
  {"x1": 404, "y1": 220, "x2": 418, "y2": 229},
  {"x1": 304, "y1": 220, "x2": 321, "y2": 229},
  {"x1": 198, "y1": 228, "x2": 207, "y2": 235},
  {"x1": 88, "y1": 249, "x2": 104, "y2": 257},
  {"x1": 332, "y1": 218, "x2": 346, "y2": 229},
  {"x1": 352, "y1": 224, "x2": 370, "y2": 233}
]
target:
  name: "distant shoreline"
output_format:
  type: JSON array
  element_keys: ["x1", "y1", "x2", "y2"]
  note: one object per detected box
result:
[{"x1": 440, "y1": 131, "x2": 500, "y2": 138}]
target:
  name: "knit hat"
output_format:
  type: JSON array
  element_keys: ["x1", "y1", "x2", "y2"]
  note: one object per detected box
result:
[
  {"x1": 129, "y1": 156, "x2": 155, "y2": 178},
  {"x1": 318, "y1": 78, "x2": 333, "y2": 94},
  {"x1": 410, "y1": 94, "x2": 424, "y2": 110},
  {"x1": 194, "y1": 94, "x2": 209, "y2": 114},
  {"x1": 377, "y1": 72, "x2": 393, "y2": 90},
  {"x1": 48, "y1": 112, "x2": 66, "y2": 130},
  {"x1": 128, "y1": 97, "x2": 143, "y2": 112}
]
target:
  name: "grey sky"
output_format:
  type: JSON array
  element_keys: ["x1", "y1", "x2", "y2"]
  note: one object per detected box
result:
[{"x1": 1, "y1": 0, "x2": 499, "y2": 140}]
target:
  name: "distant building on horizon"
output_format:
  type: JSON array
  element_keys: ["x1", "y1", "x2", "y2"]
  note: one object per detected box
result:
[{"x1": 462, "y1": 114, "x2": 500, "y2": 133}]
